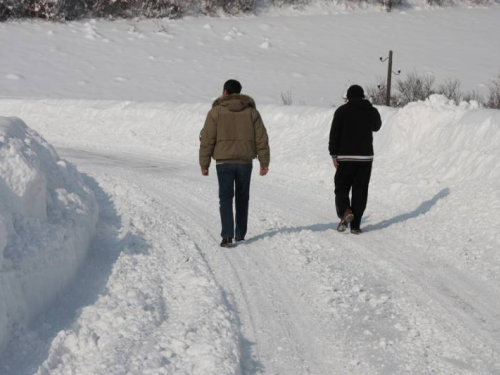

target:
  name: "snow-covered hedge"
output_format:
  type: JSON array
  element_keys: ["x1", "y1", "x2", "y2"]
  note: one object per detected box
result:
[
  {"x1": 0, "y1": 116, "x2": 98, "y2": 351},
  {"x1": 0, "y1": 0, "x2": 493, "y2": 21}
]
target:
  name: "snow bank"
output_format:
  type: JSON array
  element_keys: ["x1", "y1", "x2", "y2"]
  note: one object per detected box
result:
[
  {"x1": 1, "y1": 96, "x2": 499, "y2": 186},
  {"x1": 0, "y1": 116, "x2": 98, "y2": 351},
  {"x1": 377, "y1": 95, "x2": 500, "y2": 184}
]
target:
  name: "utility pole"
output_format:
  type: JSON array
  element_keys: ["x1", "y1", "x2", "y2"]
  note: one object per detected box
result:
[
  {"x1": 380, "y1": 50, "x2": 401, "y2": 106},
  {"x1": 386, "y1": 50, "x2": 393, "y2": 106}
]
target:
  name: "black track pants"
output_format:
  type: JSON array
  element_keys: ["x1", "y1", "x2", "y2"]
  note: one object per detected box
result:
[{"x1": 334, "y1": 162, "x2": 372, "y2": 229}]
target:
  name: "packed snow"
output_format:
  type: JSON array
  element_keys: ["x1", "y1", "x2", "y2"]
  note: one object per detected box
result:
[
  {"x1": 0, "y1": 94, "x2": 499, "y2": 374},
  {"x1": 1, "y1": 3, "x2": 500, "y2": 375},
  {"x1": 0, "y1": 116, "x2": 98, "y2": 354}
]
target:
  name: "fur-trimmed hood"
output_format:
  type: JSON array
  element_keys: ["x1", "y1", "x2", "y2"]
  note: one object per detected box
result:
[{"x1": 212, "y1": 94, "x2": 256, "y2": 112}]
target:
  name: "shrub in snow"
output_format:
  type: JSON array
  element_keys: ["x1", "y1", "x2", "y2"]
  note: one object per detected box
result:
[
  {"x1": 281, "y1": 90, "x2": 293, "y2": 105},
  {"x1": 92, "y1": 0, "x2": 197, "y2": 19},
  {"x1": 395, "y1": 71, "x2": 436, "y2": 107},
  {"x1": 91, "y1": 0, "x2": 128, "y2": 19},
  {"x1": 269, "y1": 0, "x2": 309, "y2": 7},
  {"x1": 0, "y1": 117, "x2": 98, "y2": 351},
  {"x1": 427, "y1": 0, "x2": 491, "y2": 4},
  {"x1": 147, "y1": 0, "x2": 180, "y2": 18},
  {"x1": 0, "y1": 0, "x2": 29, "y2": 20},
  {"x1": 436, "y1": 78, "x2": 462, "y2": 104},
  {"x1": 221, "y1": 0, "x2": 255, "y2": 14},
  {"x1": 0, "y1": 0, "x2": 497, "y2": 20},
  {"x1": 139, "y1": 0, "x2": 192, "y2": 18},
  {"x1": 382, "y1": 0, "x2": 404, "y2": 11},
  {"x1": 462, "y1": 89, "x2": 485, "y2": 106},
  {"x1": 28, "y1": 0, "x2": 65, "y2": 20},
  {"x1": 12, "y1": 0, "x2": 91, "y2": 20},
  {"x1": 486, "y1": 73, "x2": 500, "y2": 109},
  {"x1": 371, "y1": 71, "x2": 500, "y2": 108}
]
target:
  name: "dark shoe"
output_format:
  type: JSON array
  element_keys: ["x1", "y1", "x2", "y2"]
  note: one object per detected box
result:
[
  {"x1": 235, "y1": 237, "x2": 245, "y2": 243},
  {"x1": 220, "y1": 237, "x2": 233, "y2": 247},
  {"x1": 350, "y1": 228, "x2": 363, "y2": 235},
  {"x1": 337, "y1": 208, "x2": 354, "y2": 232}
]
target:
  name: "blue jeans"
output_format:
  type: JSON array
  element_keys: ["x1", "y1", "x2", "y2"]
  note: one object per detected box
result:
[{"x1": 216, "y1": 163, "x2": 253, "y2": 239}]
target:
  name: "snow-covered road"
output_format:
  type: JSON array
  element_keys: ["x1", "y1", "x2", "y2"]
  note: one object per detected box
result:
[
  {"x1": 1, "y1": 97, "x2": 500, "y2": 374},
  {"x1": 5, "y1": 146, "x2": 495, "y2": 374},
  {"x1": 2, "y1": 3, "x2": 500, "y2": 372}
]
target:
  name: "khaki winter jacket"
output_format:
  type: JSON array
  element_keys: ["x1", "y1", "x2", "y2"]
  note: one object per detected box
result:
[{"x1": 199, "y1": 94, "x2": 270, "y2": 169}]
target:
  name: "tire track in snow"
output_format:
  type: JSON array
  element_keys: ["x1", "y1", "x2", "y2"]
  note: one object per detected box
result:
[
  {"x1": 258, "y1": 179, "x2": 500, "y2": 373},
  {"x1": 58, "y1": 148, "x2": 500, "y2": 374},
  {"x1": 142, "y1": 177, "x2": 345, "y2": 375},
  {"x1": 59, "y1": 148, "x2": 358, "y2": 374}
]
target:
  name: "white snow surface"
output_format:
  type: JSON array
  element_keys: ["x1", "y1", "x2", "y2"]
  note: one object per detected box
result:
[
  {"x1": 0, "y1": 116, "x2": 98, "y2": 353},
  {"x1": 1, "y1": 5, "x2": 500, "y2": 375},
  {"x1": 1, "y1": 5, "x2": 500, "y2": 106},
  {"x1": 0, "y1": 95, "x2": 499, "y2": 374}
]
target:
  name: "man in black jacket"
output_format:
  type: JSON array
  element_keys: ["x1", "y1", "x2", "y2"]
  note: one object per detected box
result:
[{"x1": 329, "y1": 85, "x2": 382, "y2": 234}]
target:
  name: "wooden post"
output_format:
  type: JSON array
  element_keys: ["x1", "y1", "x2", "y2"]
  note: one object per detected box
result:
[{"x1": 386, "y1": 50, "x2": 393, "y2": 106}]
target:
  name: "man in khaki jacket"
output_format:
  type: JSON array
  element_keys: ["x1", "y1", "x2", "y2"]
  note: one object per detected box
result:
[{"x1": 200, "y1": 79, "x2": 270, "y2": 247}]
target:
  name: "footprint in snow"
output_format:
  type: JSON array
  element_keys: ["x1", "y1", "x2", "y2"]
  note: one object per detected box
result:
[
  {"x1": 83, "y1": 22, "x2": 111, "y2": 42},
  {"x1": 6, "y1": 74, "x2": 24, "y2": 80},
  {"x1": 260, "y1": 40, "x2": 272, "y2": 49},
  {"x1": 230, "y1": 27, "x2": 244, "y2": 36},
  {"x1": 128, "y1": 25, "x2": 139, "y2": 34},
  {"x1": 83, "y1": 26, "x2": 101, "y2": 40}
]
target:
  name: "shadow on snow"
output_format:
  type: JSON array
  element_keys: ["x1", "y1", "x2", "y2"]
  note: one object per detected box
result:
[
  {"x1": 0, "y1": 173, "x2": 148, "y2": 375},
  {"x1": 246, "y1": 188, "x2": 451, "y2": 242},
  {"x1": 362, "y1": 187, "x2": 450, "y2": 232}
]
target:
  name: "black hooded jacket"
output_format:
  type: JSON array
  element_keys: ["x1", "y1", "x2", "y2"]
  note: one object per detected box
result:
[{"x1": 329, "y1": 99, "x2": 382, "y2": 162}]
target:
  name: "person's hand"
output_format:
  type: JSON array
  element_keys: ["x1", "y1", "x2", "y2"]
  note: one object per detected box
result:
[
  {"x1": 260, "y1": 166, "x2": 269, "y2": 176},
  {"x1": 333, "y1": 158, "x2": 339, "y2": 169},
  {"x1": 201, "y1": 168, "x2": 209, "y2": 176}
]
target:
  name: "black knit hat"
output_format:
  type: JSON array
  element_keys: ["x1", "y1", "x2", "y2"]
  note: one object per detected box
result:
[{"x1": 346, "y1": 85, "x2": 365, "y2": 100}]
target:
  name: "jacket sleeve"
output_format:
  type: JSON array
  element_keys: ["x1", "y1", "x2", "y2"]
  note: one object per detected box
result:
[
  {"x1": 199, "y1": 109, "x2": 217, "y2": 169},
  {"x1": 253, "y1": 110, "x2": 270, "y2": 167},
  {"x1": 329, "y1": 108, "x2": 342, "y2": 158},
  {"x1": 372, "y1": 107, "x2": 382, "y2": 132}
]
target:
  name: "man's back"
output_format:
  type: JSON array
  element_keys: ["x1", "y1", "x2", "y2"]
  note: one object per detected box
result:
[
  {"x1": 329, "y1": 98, "x2": 382, "y2": 161},
  {"x1": 199, "y1": 94, "x2": 270, "y2": 168}
]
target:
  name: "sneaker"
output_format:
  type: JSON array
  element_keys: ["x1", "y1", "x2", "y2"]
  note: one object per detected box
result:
[
  {"x1": 220, "y1": 237, "x2": 233, "y2": 247},
  {"x1": 350, "y1": 228, "x2": 363, "y2": 235},
  {"x1": 337, "y1": 209, "x2": 354, "y2": 232},
  {"x1": 235, "y1": 237, "x2": 245, "y2": 243}
]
